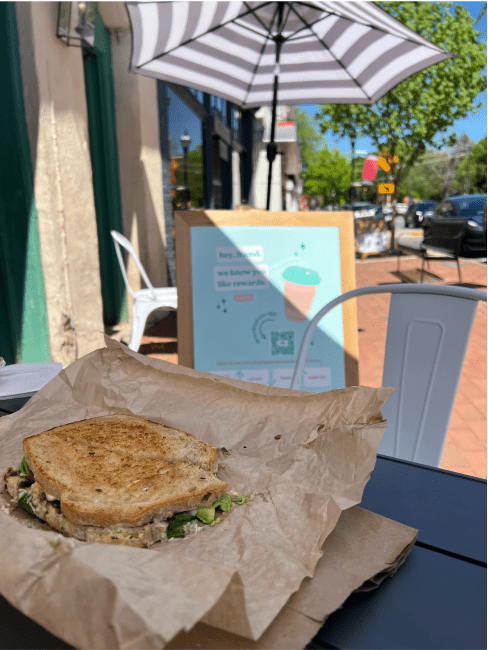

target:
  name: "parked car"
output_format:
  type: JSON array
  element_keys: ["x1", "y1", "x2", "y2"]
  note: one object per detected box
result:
[
  {"x1": 429, "y1": 194, "x2": 487, "y2": 257},
  {"x1": 405, "y1": 200, "x2": 438, "y2": 228},
  {"x1": 341, "y1": 202, "x2": 376, "y2": 218},
  {"x1": 394, "y1": 202, "x2": 409, "y2": 216}
]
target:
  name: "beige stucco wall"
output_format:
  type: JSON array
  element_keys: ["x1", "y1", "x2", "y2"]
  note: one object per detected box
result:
[
  {"x1": 15, "y1": 2, "x2": 105, "y2": 365},
  {"x1": 102, "y1": 5, "x2": 168, "y2": 322}
]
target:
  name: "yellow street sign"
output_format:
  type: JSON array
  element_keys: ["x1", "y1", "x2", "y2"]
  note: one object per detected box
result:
[
  {"x1": 378, "y1": 183, "x2": 395, "y2": 194},
  {"x1": 378, "y1": 152, "x2": 399, "y2": 172}
]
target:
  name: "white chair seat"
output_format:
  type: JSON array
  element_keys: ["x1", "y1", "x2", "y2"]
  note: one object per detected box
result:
[
  {"x1": 134, "y1": 287, "x2": 178, "y2": 305},
  {"x1": 110, "y1": 231, "x2": 178, "y2": 352}
]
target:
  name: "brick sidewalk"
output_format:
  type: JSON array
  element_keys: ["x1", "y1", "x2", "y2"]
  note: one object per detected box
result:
[{"x1": 139, "y1": 254, "x2": 487, "y2": 478}]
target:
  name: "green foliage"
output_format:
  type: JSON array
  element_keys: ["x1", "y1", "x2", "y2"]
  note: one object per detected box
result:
[
  {"x1": 295, "y1": 107, "x2": 324, "y2": 171},
  {"x1": 175, "y1": 145, "x2": 204, "y2": 208},
  {"x1": 403, "y1": 136, "x2": 486, "y2": 200},
  {"x1": 302, "y1": 145, "x2": 351, "y2": 204},
  {"x1": 404, "y1": 161, "x2": 445, "y2": 201},
  {"x1": 456, "y1": 137, "x2": 487, "y2": 193},
  {"x1": 315, "y1": 2, "x2": 487, "y2": 201}
]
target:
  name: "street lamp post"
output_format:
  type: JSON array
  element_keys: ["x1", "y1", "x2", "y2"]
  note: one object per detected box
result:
[
  {"x1": 350, "y1": 135, "x2": 356, "y2": 204},
  {"x1": 180, "y1": 131, "x2": 191, "y2": 208}
]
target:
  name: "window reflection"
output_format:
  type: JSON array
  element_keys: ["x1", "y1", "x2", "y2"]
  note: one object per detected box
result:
[{"x1": 167, "y1": 87, "x2": 204, "y2": 208}]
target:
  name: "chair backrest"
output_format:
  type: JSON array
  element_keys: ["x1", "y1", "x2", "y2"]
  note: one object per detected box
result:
[
  {"x1": 110, "y1": 231, "x2": 156, "y2": 299},
  {"x1": 422, "y1": 218, "x2": 467, "y2": 256},
  {"x1": 291, "y1": 284, "x2": 486, "y2": 467}
]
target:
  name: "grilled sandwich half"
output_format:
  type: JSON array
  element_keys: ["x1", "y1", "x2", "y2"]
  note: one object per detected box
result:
[{"x1": 3, "y1": 415, "x2": 229, "y2": 547}]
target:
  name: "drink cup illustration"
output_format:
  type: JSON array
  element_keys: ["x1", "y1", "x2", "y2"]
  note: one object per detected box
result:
[{"x1": 283, "y1": 266, "x2": 321, "y2": 322}]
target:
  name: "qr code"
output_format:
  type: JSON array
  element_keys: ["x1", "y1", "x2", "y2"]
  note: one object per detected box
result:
[{"x1": 271, "y1": 331, "x2": 294, "y2": 356}]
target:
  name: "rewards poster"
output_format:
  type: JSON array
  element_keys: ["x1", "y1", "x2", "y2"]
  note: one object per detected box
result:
[
  {"x1": 189, "y1": 225, "x2": 345, "y2": 391},
  {"x1": 176, "y1": 210, "x2": 358, "y2": 392}
]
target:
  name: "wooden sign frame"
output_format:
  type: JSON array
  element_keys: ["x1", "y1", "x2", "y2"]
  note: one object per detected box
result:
[{"x1": 175, "y1": 210, "x2": 359, "y2": 388}]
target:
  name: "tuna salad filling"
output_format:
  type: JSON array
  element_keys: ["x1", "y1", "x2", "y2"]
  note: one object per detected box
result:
[{"x1": 2, "y1": 461, "x2": 251, "y2": 548}]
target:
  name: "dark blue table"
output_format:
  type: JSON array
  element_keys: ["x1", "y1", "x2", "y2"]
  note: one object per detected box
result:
[
  {"x1": 311, "y1": 455, "x2": 487, "y2": 650},
  {"x1": 1, "y1": 399, "x2": 486, "y2": 649}
]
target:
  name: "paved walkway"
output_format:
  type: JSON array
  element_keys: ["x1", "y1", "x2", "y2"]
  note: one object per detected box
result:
[{"x1": 138, "y1": 250, "x2": 487, "y2": 479}]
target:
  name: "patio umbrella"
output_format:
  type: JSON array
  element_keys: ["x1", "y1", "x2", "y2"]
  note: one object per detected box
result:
[{"x1": 127, "y1": 1, "x2": 454, "y2": 210}]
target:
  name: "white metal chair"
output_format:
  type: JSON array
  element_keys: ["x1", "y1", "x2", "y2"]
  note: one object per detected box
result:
[
  {"x1": 110, "y1": 231, "x2": 178, "y2": 352},
  {"x1": 291, "y1": 284, "x2": 487, "y2": 467}
]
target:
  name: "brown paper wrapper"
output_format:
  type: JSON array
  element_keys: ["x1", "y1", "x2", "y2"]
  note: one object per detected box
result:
[
  {"x1": 167, "y1": 506, "x2": 418, "y2": 649},
  {"x1": 0, "y1": 338, "x2": 413, "y2": 650}
]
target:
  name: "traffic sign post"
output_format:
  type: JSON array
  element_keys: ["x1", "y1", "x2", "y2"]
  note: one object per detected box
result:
[{"x1": 171, "y1": 159, "x2": 180, "y2": 200}]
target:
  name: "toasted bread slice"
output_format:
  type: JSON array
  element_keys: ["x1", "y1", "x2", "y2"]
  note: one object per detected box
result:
[
  {"x1": 25, "y1": 414, "x2": 218, "y2": 471},
  {"x1": 22, "y1": 415, "x2": 228, "y2": 527}
]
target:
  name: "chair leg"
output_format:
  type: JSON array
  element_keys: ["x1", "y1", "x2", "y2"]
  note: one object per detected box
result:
[
  {"x1": 420, "y1": 257, "x2": 425, "y2": 283},
  {"x1": 128, "y1": 308, "x2": 148, "y2": 352},
  {"x1": 456, "y1": 257, "x2": 462, "y2": 283}
]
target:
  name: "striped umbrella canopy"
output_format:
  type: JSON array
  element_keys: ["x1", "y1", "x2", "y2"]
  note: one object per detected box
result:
[{"x1": 127, "y1": 1, "x2": 454, "y2": 209}]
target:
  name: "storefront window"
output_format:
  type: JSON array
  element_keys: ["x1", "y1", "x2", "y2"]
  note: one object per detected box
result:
[
  {"x1": 188, "y1": 88, "x2": 204, "y2": 105},
  {"x1": 212, "y1": 137, "x2": 223, "y2": 209},
  {"x1": 232, "y1": 107, "x2": 242, "y2": 143},
  {"x1": 166, "y1": 86, "x2": 244, "y2": 210},
  {"x1": 210, "y1": 95, "x2": 226, "y2": 123},
  {"x1": 167, "y1": 87, "x2": 204, "y2": 208}
]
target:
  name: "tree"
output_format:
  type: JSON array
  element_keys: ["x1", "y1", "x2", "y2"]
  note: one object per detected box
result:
[
  {"x1": 302, "y1": 145, "x2": 351, "y2": 204},
  {"x1": 315, "y1": 2, "x2": 487, "y2": 203},
  {"x1": 410, "y1": 134, "x2": 472, "y2": 199},
  {"x1": 403, "y1": 135, "x2": 486, "y2": 200},
  {"x1": 174, "y1": 145, "x2": 204, "y2": 208},
  {"x1": 456, "y1": 136, "x2": 487, "y2": 194},
  {"x1": 295, "y1": 107, "x2": 324, "y2": 172},
  {"x1": 403, "y1": 155, "x2": 446, "y2": 201}
]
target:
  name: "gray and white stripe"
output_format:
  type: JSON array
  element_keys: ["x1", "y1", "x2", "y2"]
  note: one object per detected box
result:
[{"x1": 127, "y1": 1, "x2": 454, "y2": 107}]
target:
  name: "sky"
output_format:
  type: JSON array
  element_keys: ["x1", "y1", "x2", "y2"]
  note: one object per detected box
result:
[
  {"x1": 168, "y1": 1, "x2": 487, "y2": 155},
  {"x1": 298, "y1": 1, "x2": 487, "y2": 155}
]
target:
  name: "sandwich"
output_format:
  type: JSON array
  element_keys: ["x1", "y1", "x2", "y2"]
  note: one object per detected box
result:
[{"x1": 2, "y1": 414, "x2": 249, "y2": 547}]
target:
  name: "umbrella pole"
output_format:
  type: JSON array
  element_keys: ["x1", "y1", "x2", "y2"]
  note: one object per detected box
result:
[
  {"x1": 266, "y1": 8, "x2": 284, "y2": 211},
  {"x1": 265, "y1": 70, "x2": 279, "y2": 211}
]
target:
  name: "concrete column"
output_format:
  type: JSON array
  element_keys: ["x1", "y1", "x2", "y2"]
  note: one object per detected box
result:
[
  {"x1": 16, "y1": 2, "x2": 105, "y2": 365},
  {"x1": 109, "y1": 28, "x2": 168, "y2": 324}
]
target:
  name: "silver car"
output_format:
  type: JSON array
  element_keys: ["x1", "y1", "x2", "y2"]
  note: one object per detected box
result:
[{"x1": 342, "y1": 202, "x2": 376, "y2": 218}]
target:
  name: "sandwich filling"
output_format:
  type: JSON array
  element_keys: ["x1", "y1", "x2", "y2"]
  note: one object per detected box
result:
[{"x1": 3, "y1": 460, "x2": 250, "y2": 548}]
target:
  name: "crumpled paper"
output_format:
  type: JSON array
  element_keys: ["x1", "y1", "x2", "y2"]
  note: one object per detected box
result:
[{"x1": 0, "y1": 337, "x2": 394, "y2": 649}]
